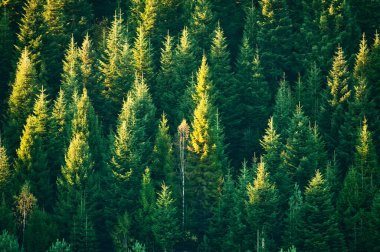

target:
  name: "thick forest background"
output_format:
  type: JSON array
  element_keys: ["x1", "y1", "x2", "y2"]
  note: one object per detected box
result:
[{"x1": 0, "y1": 0, "x2": 380, "y2": 251}]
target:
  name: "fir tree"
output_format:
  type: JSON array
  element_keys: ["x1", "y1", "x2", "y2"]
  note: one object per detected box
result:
[
  {"x1": 151, "y1": 114, "x2": 175, "y2": 189},
  {"x1": 99, "y1": 13, "x2": 134, "y2": 128},
  {"x1": 152, "y1": 183, "x2": 180, "y2": 252},
  {"x1": 246, "y1": 161, "x2": 280, "y2": 251},
  {"x1": 0, "y1": 230, "x2": 20, "y2": 251},
  {"x1": 188, "y1": 0, "x2": 215, "y2": 57},
  {"x1": 61, "y1": 36, "x2": 81, "y2": 99},
  {"x1": 47, "y1": 239, "x2": 71, "y2": 252},
  {"x1": 15, "y1": 88, "x2": 52, "y2": 209},
  {"x1": 301, "y1": 62, "x2": 322, "y2": 122},
  {"x1": 273, "y1": 76, "x2": 294, "y2": 136},
  {"x1": 5, "y1": 48, "x2": 38, "y2": 154},
  {"x1": 56, "y1": 132, "x2": 94, "y2": 238},
  {"x1": 320, "y1": 46, "x2": 351, "y2": 154},
  {"x1": 283, "y1": 183, "x2": 303, "y2": 249},
  {"x1": 0, "y1": 140, "x2": 11, "y2": 196},
  {"x1": 369, "y1": 191, "x2": 380, "y2": 251},
  {"x1": 63, "y1": 0, "x2": 93, "y2": 41},
  {"x1": 299, "y1": 170, "x2": 346, "y2": 252}
]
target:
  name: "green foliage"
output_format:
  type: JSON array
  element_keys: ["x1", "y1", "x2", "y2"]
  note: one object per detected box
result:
[
  {"x1": 47, "y1": 239, "x2": 71, "y2": 252},
  {"x1": 299, "y1": 170, "x2": 346, "y2": 252},
  {"x1": 152, "y1": 183, "x2": 180, "y2": 251},
  {"x1": 0, "y1": 141, "x2": 11, "y2": 196},
  {"x1": 112, "y1": 212, "x2": 130, "y2": 252},
  {"x1": 283, "y1": 184, "x2": 302, "y2": 249},
  {"x1": 132, "y1": 25, "x2": 154, "y2": 83},
  {"x1": 273, "y1": 77, "x2": 294, "y2": 136},
  {"x1": 0, "y1": 230, "x2": 20, "y2": 252}
]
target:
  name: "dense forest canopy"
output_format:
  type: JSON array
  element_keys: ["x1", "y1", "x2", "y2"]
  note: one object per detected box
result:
[{"x1": 0, "y1": 0, "x2": 379, "y2": 251}]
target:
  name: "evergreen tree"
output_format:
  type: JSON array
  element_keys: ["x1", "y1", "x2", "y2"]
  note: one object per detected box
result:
[
  {"x1": 283, "y1": 183, "x2": 302, "y2": 249},
  {"x1": 272, "y1": 76, "x2": 294, "y2": 135},
  {"x1": 109, "y1": 76, "x2": 156, "y2": 215},
  {"x1": 111, "y1": 212, "x2": 131, "y2": 252},
  {"x1": 0, "y1": 140, "x2": 11, "y2": 196},
  {"x1": 56, "y1": 132, "x2": 94, "y2": 238},
  {"x1": 320, "y1": 46, "x2": 351, "y2": 155},
  {"x1": 246, "y1": 161, "x2": 280, "y2": 251},
  {"x1": 188, "y1": 0, "x2": 215, "y2": 57},
  {"x1": 24, "y1": 209, "x2": 57, "y2": 252},
  {"x1": 151, "y1": 114, "x2": 175, "y2": 189},
  {"x1": 5, "y1": 48, "x2": 38, "y2": 154},
  {"x1": 15, "y1": 88, "x2": 52, "y2": 209},
  {"x1": 47, "y1": 239, "x2": 71, "y2": 252},
  {"x1": 132, "y1": 25, "x2": 155, "y2": 84},
  {"x1": 281, "y1": 106, "x2": 327, "y2": 190},
  {"x1": 301, "y1": 62, "x2": 322, "y2": 122},
  {"x1": 152, "y1": 183, "x2": 180, "y2": 252},
  {"x1": 135, "y1": 168, "x2": 155, "y2": 249},
  {"x1": 99, "y1": 13, "x2": 134, "y2": 128},
  {"x1": 299, "y1": 170, "x2": 346, "y2": 252},
  {"x1": 61, "y1": 36, "x2": 81, "y2": 99},
  {"x1": 63, "y1": 0, "x2": 93, "y2": 41},
  {"x1": 369, "y1": 191, "x2": 380, "y2": 251},
  {"x1": 186, "y1": 55, "x2": 226, "y2": 239},
  {"x1": 42, "y1": 0, "x2": 69, "y2": 94},
  {"x1": 0, "y1": 230, "x2": 20, "y2": 252}
]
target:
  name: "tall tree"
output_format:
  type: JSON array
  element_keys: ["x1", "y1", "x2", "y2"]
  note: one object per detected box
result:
[
  {"x1": 299, "y1": 170, "x2": 346, "y2": 252},
  {"x1": 0, "y1": 140, "x2": 12, "y2": 197},
  {"x1": 188, "y1": 0, "x2": 215, "y2": 57},
  {"x1": 151, "y1": 114, "x2": 175, "y2": 189},
  {"x1": 63, "y1": 0, "x2": 93, "y2": 41},
  {"x1": 186, "y1": 55, "x2": 226, "y2": 239},
  {"x1": 99, "y1": 13, "x2": 134, "y2": 128},
  {"x1": 283, "y1": 183, "x2": 303, "y2": 249},
  {"x1": 61, "y1": 36, "x2": 81, "y2": 99},
  {"x1": 152, "y1": 183, "x2": 180, "y2": 252},
  {"x1": 5, "y1": 48, "x2": 38, "y2": 154},
  {"x1": 246, "y1": 161, "x2": 280, "y2": 251},
  {"x1": 15, "y1": 88, "x2": 52, "y2": 209},
  {"x1": 272, "y1": 76, "x2": 294, "y2": 136}
]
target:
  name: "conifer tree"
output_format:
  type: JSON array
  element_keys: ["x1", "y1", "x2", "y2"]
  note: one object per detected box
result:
[
  {"x1": 15, "y1": 88, "x2": 52, "y2": 209},
  {"x1": 188, "y1": 0, "x2": 215, "y2": 56},
  {"x1": 246, "y1": 161, "x2": 280, "y2": 251},
  {"x1": 186, "y1": 55, "x2": 226, "y2": 239},
  {"x1": 47, "y1": 239, "x2": 71, "y2": 252},
  {"x1": 56, "y1": 132, "x2": 94, "y2": 238},
  {"x1": 369, "y1": 191, "x2": 380, "y2": 251},
  {"x1": 132, "y1": 25, "x2": 155, "y2": 84},
  {"x1": 99, "y1": 13, "x2": 134, "y2": 128},
  {"x1": 61, "y1": 36, "x2": 81, "y2": 99},
  {"x1": 282, "y1": 106, "x2": 326, "y2": 190},
  {"x1": 63, "y1": 0, "x2": 93, "y2": 40},
  {"x1": 42, "y1": 0, "x2": 68, "y2": 93},
  {"x1": 320, "y1": 46, "x2": 351, "y2": 154},
  {"x1": 5, "y1": 48, "x2": 38, "y2": 154},
  {"x1": 0, "y1": 140, "x2": 11, "y2": 196},
  {"x1": 301, "y1": 62, "x2": 322, "y2": 122},
  {"x1": 283, "y1": 183, "x2": 302, "y2": 249},
  {"x1": 110, "y1": 76, "x2": 156, "y2": 214},
  {"x1": 0, "y1": 230, "x2": 20, "y2": 251},
  {"x1": 273, "y1": 77, "x2": 294, "y2": 136},
  {"x1": 155, "y1": 34, "x2": 177, "y2": 125},
  {"x1": 135, "y1": 168, "x2": 155, "y2": 249},
  {"x1": 151, "y1": 114, "x2": 175, "y2": 189},
  {"x1": 299, "y1": 170, "x2": 346, "y2": 252},
  {"x1": 242, "y1": 6, "x2": 259, "y2": 46},
  {"x1": 152, "y1": 183, "x2": 180, "y2": 252}
]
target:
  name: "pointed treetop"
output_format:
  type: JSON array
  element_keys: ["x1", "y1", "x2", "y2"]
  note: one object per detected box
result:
[{"x1": 306, "y1": 169, "x2": 324, "y2": 192}]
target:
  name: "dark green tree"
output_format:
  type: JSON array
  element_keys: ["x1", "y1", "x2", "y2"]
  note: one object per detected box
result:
[
  {"x1": 0, "y1": 230, "x2": 20, "y2": 252},
  {"x1": 152, "y1": 183, "x2": 180, "y2": 252},
  {"x1": 63, "y1": 0, "x2": 93, "y2": 41},
  {"x1": 61, "y1": 36, "x2": 81, "y2": 99},
  {"x1": 299, "y1": 170, "x2": 346, "y2": 252},
  {"x1": 246, "y1": 161, "x2": 280, "y2": 251},
  {"x1": 151, "y1": 114, "x2": 175, "y2": 189},
  {"x1": 272, "y1": 76, "x2": 294, "y2": 136},
  {"x1": 301, "y1": 62, "x2": 322, "y2": 122},
  {"x1": 47, "y1": 239, "x2": 71, "y2": 252}
]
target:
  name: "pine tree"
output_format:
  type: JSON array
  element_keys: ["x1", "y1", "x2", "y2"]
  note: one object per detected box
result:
[
  {"x1": 0, "y1": 197, "x2": 16, "y2": 234},
  {"x1": 272, "y1": 76, "x2": 294, "y2": 136},
  {"x1": 0, "y1": 140, "x2": 11, "y2": 196},
  {"x1": 186, "y1": 55, "x2": 226, "y2": 239},
  {"x1": 99, "y1": 13, "x2": 134, "y2": 128},
  {"x1": 24, "y1": 209, "x2": 57, "y2": 252},
  {"x1": 299, "y1": 170, "x2": 346, "y2": 252},
  {"x1": 188, "y1": 0, "x2": 215, "y2": 57},
  {"x1": 301, "y1": 62, "x2": 322, "y2": 122},
  {"x1": 61, "y1": 36, "x2": 81, "y2": 99},
  {"x1": 47, "y1": 239, "x2": 71, "y2": 252},
  {"x1": 109, "y1": 76, "x2": 156, "y2": 214},
  {"x1": 281, "y1": 106, "x2": 327, "y2": 190},
  {"x1": 283, "y1": 183, "x2": 302, "y2": 249},
  {"x1": 256, "y1": 0, "x2": 294, "y2": 83},
  {"x1": 15, "y1": 88, "x2": 52, "y2": 209},
  {"x1": 42, "y1": 0, "x2": 68, "y2": 94},
  {"x1": 135, "y1": 168, "x2": 155, "y2": 249},
  {"x1": 369, "y1": 191, "x2": 380, "y2": 251},
  {"x1": 63, "y1": 0, "x2": 93, "y2": 41},
  {"x1": 0, "y1": 230, "x2": 20, "y2": 251},
  {"x1": 5, "y1": 48, "x2": 38, "y2": 154},
  {"x1": 246, "y1": 161, "x2": 280, "y2": 251},
  {"x1": 56, "y1": 132, "x2": 94, "y2": 238},
  {"x1": 132, "y1": 25, "x2": 155, "y2": 84},
  {"x1": 151, "y1": 114, "x2": 175, "y2": 189},
  {"x1": 152, "y1": 183, "x2": 180, "y2": 252},
  {"x1": 320, "y1": 46, "x2": 351, "y2": 154}
]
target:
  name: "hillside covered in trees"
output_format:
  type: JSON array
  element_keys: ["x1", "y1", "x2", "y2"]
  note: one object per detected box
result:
[{"x1": 0, "y1": 0, "x2": 379, "y2": 251}]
